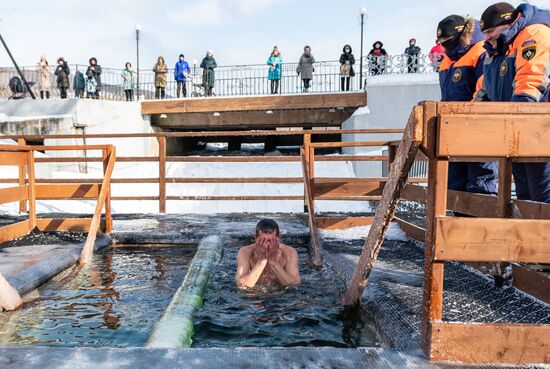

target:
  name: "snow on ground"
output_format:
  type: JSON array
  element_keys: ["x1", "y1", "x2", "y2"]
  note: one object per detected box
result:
[
  {"x1": 365, "y1": 73, "x2": 438, "y2": 86},
  {"x1": 319, "y1": 222, "x2": 409, "y2": 242}
]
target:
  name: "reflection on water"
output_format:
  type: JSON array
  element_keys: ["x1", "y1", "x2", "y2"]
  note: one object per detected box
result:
[
  {"x1": 0, "y1": 247, "x2": 194, "y2": 347},
  {"x1": 193, "y1": 246, "x2": 378, "y2": 348}
]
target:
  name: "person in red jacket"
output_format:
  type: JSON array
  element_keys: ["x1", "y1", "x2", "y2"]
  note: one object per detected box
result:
[
  {"x1": 429, "y1": 40, "x2": 446, "y2": 71},
  {"x1": 475, "y1": 2, "x2": 550, "y2": 203}
]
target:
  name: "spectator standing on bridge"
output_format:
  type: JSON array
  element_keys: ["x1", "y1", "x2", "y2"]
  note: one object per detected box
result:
[
  {"x1": 428, "y1": 40, "x2": 446, "y2": 72},
  {"x1": 54, "y1": 57, "x2": 70, "y2": 99},
  {"x1": 475, "y1": 2, "x2": 550, "y2": 203},
  {"x1": 122, "y1": 62, "x2": 135, "y2": 101},
  {"x1": 85, "y1": 73, "x2": 98, "y2": 99},
  {"x1": 297, "y1": 45, "x2": 315, "y2": 92},
  {"x1": 200, "y1": 50, "x2": 217, "y2": 97},
  {"x1": 367, "y1": 41, "x2": 387, "y2": 76},
  {"x1": 36, "y1": 55, "x2": 51, "y2": 99},
  {"x1": 436, "y1": 14, "x2": 498, "y2": 197},
  {"x1": 86, "y1": 58, "x2": 102, "y2": 99},
  {"x1": 267, "y1": 46, "x2": 282, "y2": 94},
  {"x1": 153, "y1": 56, "x2": 168, "y2": 99},
  {"x1": 73, "y1": 69, "x2": 85, "y2": 98},
  {"x1": 174, "y1": 54, "x2": 191, "y2": 98},
  {"x1": 404, "y1": 39, "x2": 421, "y2": 73},
  {"x1": 339, "y1": 44, "x2": 355, "y2": 91}
]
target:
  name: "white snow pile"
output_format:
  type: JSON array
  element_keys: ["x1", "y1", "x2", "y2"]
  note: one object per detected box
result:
[
  {"x1": 366, "y1": 73, "x2": 439, "y2": 86},
  {"x1": 319, "y1": 221, "x2": 409, "y2": 242}
]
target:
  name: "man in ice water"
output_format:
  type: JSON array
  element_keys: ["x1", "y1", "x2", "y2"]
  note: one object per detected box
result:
[{"x1": 236, "y1": 219, "x2": 301, "y2": 289}]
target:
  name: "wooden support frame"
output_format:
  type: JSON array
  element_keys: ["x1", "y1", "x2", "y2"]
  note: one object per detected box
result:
[{"x1": 300, "y1": 147, "x2": 321, "y2": 268}]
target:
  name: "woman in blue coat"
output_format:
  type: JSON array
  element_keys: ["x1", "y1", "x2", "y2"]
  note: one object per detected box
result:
[{"x1": 267, "y1": 46, "x2": 283, "y2": 94}]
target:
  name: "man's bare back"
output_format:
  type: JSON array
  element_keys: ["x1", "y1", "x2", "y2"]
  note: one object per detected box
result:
[{"x1": 236, "y1": 220, "x2": 300, "y2": 289}]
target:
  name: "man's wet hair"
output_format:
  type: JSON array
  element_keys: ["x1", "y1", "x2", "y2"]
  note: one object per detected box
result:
[{"x1": 255, "y1": 219, "x2": 280, "y2": 236}]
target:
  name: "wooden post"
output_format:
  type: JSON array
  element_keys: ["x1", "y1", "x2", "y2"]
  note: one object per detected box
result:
[
  {"x1": 343, "y1": 105, "x2": 424, "y2": 306},
  {"x1": 158, "y1": 136, "x2": 167, "y2": 213},
  {"x1": 497, "y1": 158, "x2": 512, "y2": 218},
  {"x1": 308, "y1": 144, "x2": 315, "y2": 212},
  {"x1": 26, "y1": 149, "x2": 36, "y2": 231},
  {"x1": 388, "y1": 144, "x2": 397, "y2": 171},
  {"x1": 421, "y1": 102, "x2": 449, "y2": 356},
  {"x1": 17, "y1": 138, "x2": 27, "y2": 213},
  {"x1": 303, "y1": 133, "x2": 311, "y2": 213},
  {"x1": 102, "y1": 147, "x2": 113, "y2": 233}
]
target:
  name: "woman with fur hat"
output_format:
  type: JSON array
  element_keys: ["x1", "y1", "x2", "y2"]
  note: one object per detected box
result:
[
  {"x1": 339, "y1": 44, "x2": 355, "y2": 91},
  {"x1": 54, "y1": 57, "x2": 70, "y2": 99},
  {"x1": 367, "y1": 41, "x2": 388, "y2": 76},
  {"x1": 153, "y1": 56, "x2": 168, "y2": 99},
  {"x1": 36, "y1": 55, "x2": 51, "y2": 99},
  {"x1": 86, "y1": 57, "x2": 102, "y2": 99}
]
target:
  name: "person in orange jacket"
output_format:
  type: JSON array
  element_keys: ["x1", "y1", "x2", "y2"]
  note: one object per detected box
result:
[
  {"x1": 475, "y1": 2, "x2": 550, "y2": 203},
  {"x1": 437, "y1": 14, "x2": 498, "y2": 195}
]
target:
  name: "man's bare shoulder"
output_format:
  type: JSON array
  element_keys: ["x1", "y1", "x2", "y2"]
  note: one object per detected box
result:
[
  {"x1": 280, "y1": 244, "x2": 298, "y2": 257},
  {"x1": 237, "y1": 244, "x2": 255, "y2": 257}
]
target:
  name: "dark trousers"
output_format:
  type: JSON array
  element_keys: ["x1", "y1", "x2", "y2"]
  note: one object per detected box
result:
[
  {"x1": 155, "y1": 87, "x2": 166, "y2": 99},
  {"x1": 40, "y1": 90, "x2": 50, "y2": 99},
  {"x1": 176, "y1": 81, "x2": 187, "y2": 98},
  {"x1": 205, "y1": 86, "x2": 213, "y2": 96},
  {"x1": 448, "y1": 161, "x2": 498, "y2": 194},
  {"x1": 59, "y1": 87, "x2": 68, "y2": 99},
  {"x1": 340, "y1": 77, "x2": 351, "y2": 91},
  {"x1": 75, "y1": 89, "x2": 84, "y2": 98},
  {"x1": 270, "y1": 79, "x2": 280, "y2": 94},
  {"x1": 124, "y1": 89, "x2": 134, "y2": 101},
  {"x1": 302, "y1": 79, "x2": 311, "y2": 91},
  {"x1": 513, "y1": 162, "x2": 550, "y2": 203}
]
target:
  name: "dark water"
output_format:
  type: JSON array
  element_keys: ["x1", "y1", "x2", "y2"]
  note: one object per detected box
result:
[
  {"x1": 0, "y1": 246, "x2": 194, "y2": 347},
  {"x1": 193, "y1": 246, "x2": 379, "y2": 348}
]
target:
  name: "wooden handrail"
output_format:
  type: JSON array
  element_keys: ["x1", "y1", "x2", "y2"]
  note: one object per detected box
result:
[
  {"x1": 300, "y1": 147, "x2": 321, "y2": 268},
  {"x1": 79, "y1": 146, "x2": 116, "y2": 266}
]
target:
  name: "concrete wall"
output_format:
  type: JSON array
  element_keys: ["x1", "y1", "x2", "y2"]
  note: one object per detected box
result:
[{"x1": 342, "y1": 73, "x2": 440, "y2": 177}]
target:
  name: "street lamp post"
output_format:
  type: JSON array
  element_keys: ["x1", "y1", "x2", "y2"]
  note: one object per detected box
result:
[
  {"x1": 135, "y1": 23, "x2": 141, "y2": 100},
  {"x1": 359, "y1": 7, "x2": 367, "y2": 90}
]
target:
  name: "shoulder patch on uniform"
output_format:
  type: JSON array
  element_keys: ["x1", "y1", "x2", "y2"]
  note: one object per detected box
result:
[
  {"x1": 452, "y1": 69, "x2": 462, "y2": 83},
  {"x1": 522, "y1": 46, "x2": 537, "y2": 61},
  {"x1": 500, "y1": 60, "x2": 509, "y2": 77}
]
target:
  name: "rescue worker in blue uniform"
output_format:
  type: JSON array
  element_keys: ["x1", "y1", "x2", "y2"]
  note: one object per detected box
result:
[
  {"x1": 437, "y1": 14, "x2": 498, "y2": 195},
  {"x1": 475, "y1": 2, "x2": 550, "y2": 203}
]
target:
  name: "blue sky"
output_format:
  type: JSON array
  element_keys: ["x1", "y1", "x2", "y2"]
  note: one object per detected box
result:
[{"x1": 0, "y1": 0, "x2": 547, "y2": 69}]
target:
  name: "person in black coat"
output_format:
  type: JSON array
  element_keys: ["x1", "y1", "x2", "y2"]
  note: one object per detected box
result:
[
  {"x1": 367, "y1": 41, "x2": 388, "y2": 76},
  {"x1": 86, "y1": 57, "x2": 102, "y2": 99},
  {"x1": 404, "y1": 39, "x2": 421, "y2": 73},
  {"x1": 339, "y1": 44, "x2": 355, "y2": 91},
  {"x1": 54, "y1": 57, "x2": 70, "y2": 99}
]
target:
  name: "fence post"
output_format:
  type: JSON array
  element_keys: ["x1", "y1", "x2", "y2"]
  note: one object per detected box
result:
[
  {"x1": 17, "y1": 138, "x2": 27, "y2": 213},
  {"x1": 303, "y1": 133, "x2": 311, "y2": 213},
  {"x1": 102, "y1": 147, "x2": 113, "y2": 233},
  {"x1": 308, "y1": 142, "x2": 315, "y2": 212},
  {"x1": 26, "y1": 149, "x2": 36, "y2": 231},
  {"x1": 497, "y1": 158, "x2": 512, "y2": 218},
  {"x1": 388, "y1": 144, "x2": 397, "y2": 172},
  {"x1": 420, "y1": 106, "x2": 448, "y2": 357},
  {"x1": 158, "y1": 136, "x2": 167, "y2": 213}
]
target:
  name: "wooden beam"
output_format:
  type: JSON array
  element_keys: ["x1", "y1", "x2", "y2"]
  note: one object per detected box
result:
[
  {"x1": 141, "y1": 92, "x2": 367, "y2": 115},
  {"x1": 300, "y1": 148, "x2": 321, "y2": 268},
  {"x1": 430, "y1": 322, "x2": 550, "y2": 364},
  {"x1": 512, "y1": 264, "x2": 550, "y2": 304},
  {"x1": 314, "y1": 179, "x2": 385, "y2": 198},
  {"x1": 434, "y1": 217, "x2": 550, "y2": 263},
  {"x1": 26, "y1": 150, "x2": 36, "y2": 230},
  {"x1": 102, "y1": 149, "x2": 112, "y2": 233},
  {"x1": 153, "y1": 109, "x2": 352, "y2": 129},
  {"x1": 513, "y1": 199, "x2": 550, "y2": 219},
  {"x1": 310, "y1": 141, "x2": 391, "y2": 148},
  {"x1": 36, "y1": 218, "x2": 106, "y2": 232},
  {"x1": 393, "y1": 217, "x2": 425, "y2": 242},
  {"x1": 0, "y1": 220, "x2": 30, "y2": 244},
  {"x1": 35, "y1": 184, "x2": 101, "y2": 199},
  {"x1": 0, "y1": 151, "x2": 26, "y2": 166},
  {"x1": 400, "y1": 184, "x2": 427, "y2": 203},
  {"x1": 158, "y1": 137, "x2": 167, "y2": 214},
  {"x1": 0, "y1": 185, "x2": 28, "y2": 204},
  {"x1": 446, "y1": 190, "x2": 498, "y2": 218},
  {"x1": 343, "y1": 104, "x2": 424, "y2": 306},
  {"x1": 437, "y1": 101, "x2": 550, "y2": 115},
  {"x1": 437, "y1": 114, "x2": 550, "y2": 158},
  {"x1": 165, "y1": 195, "x2": 303, "y2": 201},
  {"x1": 317, "y1": 216, "x2": 374, "y2": 230},
  {"x1": 17, "y1": 138, "x2": 27, "y2": 213}
]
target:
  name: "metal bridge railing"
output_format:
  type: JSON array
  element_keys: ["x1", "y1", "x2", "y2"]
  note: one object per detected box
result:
[{"x1": 0, "y1": 55, "x2": 440, "y2": 101}]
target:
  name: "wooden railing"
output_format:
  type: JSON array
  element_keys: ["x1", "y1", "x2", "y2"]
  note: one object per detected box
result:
[{"x1": 0, "y1": 129, "x2": 404, "y2": 214}]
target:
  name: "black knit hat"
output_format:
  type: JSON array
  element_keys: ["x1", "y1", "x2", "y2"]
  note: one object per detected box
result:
[
  {"x1": 480, "y1": 2, "x2": 516, "y2": 31},
  {"x1": 437, "y1": 15, "x2": 467, "y2": 39}
]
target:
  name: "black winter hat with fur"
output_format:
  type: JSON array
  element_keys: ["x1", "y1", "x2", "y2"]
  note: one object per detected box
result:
[
  {"x1": 480, "y1": 2, "x2": 516, "y2": 31},
  {"x1": 437, "y1": 15, "x2": 467, "y2": 39}
]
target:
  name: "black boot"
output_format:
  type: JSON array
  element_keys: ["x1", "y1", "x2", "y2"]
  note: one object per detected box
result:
[
  {"x1": 40, "y1": 91, "x2": 44, "y2": 99},
  {"x1": 46, "y1": 91, "x2": 50, "y2": 99}
]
